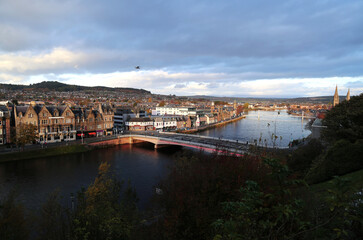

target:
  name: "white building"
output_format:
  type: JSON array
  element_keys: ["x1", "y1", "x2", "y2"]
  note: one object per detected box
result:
[
  {"x1": 152, "y1": 107, "x2": 196, "y2": 116},
  {"x1": 126, "y1": 117, "x2": 154, "y2": 131},
  {"x1": 151, "y1": 116, "x2": 177, "y2": 131}
]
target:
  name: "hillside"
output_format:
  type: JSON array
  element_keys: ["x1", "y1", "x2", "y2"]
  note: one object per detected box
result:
[{"x1": 0, "y1": 81, "x2": 151, "y2": 94}]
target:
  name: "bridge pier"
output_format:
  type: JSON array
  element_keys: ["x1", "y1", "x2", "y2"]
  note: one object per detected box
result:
[{"x1": 154, "y1": 144, "x2": 165, "y2": 149}]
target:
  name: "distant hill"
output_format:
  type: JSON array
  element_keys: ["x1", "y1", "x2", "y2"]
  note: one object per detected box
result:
[
  {"x1": 0, "y1": 81, "x2": 151, "y2": 94},
  {"x1": 187, "y1": 95, "x2": 347, "y2": 104}
]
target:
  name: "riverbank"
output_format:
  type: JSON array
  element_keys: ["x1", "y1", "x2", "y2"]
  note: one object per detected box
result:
[
  {"x1": 179, "y1": 115, "x2": 246, "y2": 134},
  {"x1": 0, "y1": 144, "x2": 91, "y2": 163}
]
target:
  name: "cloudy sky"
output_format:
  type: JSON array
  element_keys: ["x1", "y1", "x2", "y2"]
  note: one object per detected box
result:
[{"x1": 0, "y1": 0, "x2": 362, "y2": 97}]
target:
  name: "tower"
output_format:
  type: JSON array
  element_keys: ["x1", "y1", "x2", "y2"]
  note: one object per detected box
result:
[
  {"x1": 233, "y1": 100, "x2": 237, "y2": 110},
  {"x1": 346, "y1": 88, "x2": 350, "y2": 101},
  {"x1": 333, "y1": 85, "x2": 339, "y2": 107}
]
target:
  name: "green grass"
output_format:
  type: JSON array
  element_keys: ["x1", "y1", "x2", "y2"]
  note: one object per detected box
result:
[
  {"x1": 309, "y1": 168, "x2": 363, "y2": 195},
  {"x1": 0, "y1": 144, "x2": 91, "y2": 162}
]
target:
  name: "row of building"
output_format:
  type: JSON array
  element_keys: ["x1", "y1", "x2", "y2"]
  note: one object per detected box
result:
[{"x1": 0, "y1": 103, "x2": 241, "y2": 145}]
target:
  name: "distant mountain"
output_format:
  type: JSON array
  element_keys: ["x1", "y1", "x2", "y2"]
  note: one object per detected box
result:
[{"x1": 0, "y1": 81, "x2": 151, "y2": 94}]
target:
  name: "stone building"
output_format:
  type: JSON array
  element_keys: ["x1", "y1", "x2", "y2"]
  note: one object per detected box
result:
[
  {"x1": 346, "y1": 88, "x2": 350, "y2": 101},
  {"x1": 14, "y1": 104, "x2": 77, "y2": 143},
  {"x1": 333, "y1": 85, "x2": 339, "y2": 107},
  {"x1": 97, "y1": 104, "x2": 114, "y2": 135},
  {"x1": 37, "y1": 105, "x2": 76, "y2": 143},
  {"x1": 14, "y1": 105, "x2": 39, "y2": 142}
]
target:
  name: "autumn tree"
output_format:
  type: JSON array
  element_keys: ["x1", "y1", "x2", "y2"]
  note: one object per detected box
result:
[
  {"x1": 0, "y1": 190, "x2": 29, "y2": 240},
  {"x1": 158, "y1": 101, "x2": 165, "y2": 107},
  {"x1": 71, "y1": 162, "x2": 139, "y2": 240},
  {"x1": 16, "y1": 123, "x2": 38, "y2": 150}
]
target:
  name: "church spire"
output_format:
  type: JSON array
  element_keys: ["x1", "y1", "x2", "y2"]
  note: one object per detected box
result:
[
  {"x1": 346, "y1": 88, "x2": 350, "y2": 101},
  {"x1": 333, "y1": 85, "x2": 339, "y2": 107}
]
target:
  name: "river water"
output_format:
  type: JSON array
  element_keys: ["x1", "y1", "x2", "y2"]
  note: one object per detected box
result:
[
  {"x1": 198, "y1": 110, "x2": 311, "y2": 147},
  {"x1": 0, "y1": 110, "x2": 311, "y2": 210},
  {"x1": 0, "y1": 144, "x2": 176, "y2": 210}
]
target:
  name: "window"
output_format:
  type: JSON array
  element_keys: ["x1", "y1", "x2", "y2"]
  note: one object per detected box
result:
[
  {"x1": 43, "y1": 113, "x2": 47, "y2": 117},
  {"x1": 66, "y1": 119, "x2": 71, "y2": 123},
  {"x1": 66, "y1": 111, "x2": 70, "y2": 116},
  {"x1": 28, "y1": 113, "x2": 33, "y2": 118}
]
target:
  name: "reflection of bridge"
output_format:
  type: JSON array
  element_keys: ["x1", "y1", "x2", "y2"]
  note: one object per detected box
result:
[{"x1": 88, "y1": 132, "x2": 289, "y2": 154}]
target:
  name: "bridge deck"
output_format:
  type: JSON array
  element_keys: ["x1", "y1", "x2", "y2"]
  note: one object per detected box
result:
[{"x1": 121, "y1": 132, "x2": 289, "y2": 153}]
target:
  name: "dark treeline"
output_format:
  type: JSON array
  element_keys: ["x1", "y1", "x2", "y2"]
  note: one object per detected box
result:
[
  {"x1": 0, "y1": 81, "x2": 150, "y2": 94},
  {"x1": 1, "y1": 94, "x2": 362, "y2": 240}
]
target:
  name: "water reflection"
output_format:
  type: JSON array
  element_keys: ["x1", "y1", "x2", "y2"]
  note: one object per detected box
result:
[
  {"x1": 0, "y1": 144, "x2": 176, "y2": 210},
  {"x1": 198, "y1": 110, "x2": 311, "y2": 147}
]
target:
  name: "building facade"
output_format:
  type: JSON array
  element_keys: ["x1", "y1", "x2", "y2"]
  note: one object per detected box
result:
[
  {"x1": 126, "y1": 117, "x2": 154, "y2": 131},
  {"x1": 0, "y1": 105, "x2": 11, "y2": 145}
]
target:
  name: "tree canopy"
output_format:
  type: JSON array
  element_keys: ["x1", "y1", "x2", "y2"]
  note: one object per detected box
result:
[
  {"x1": 322, "y1": 93, "x2": 363, "y2": 143},
  {"x1": 16, "y1": 123, "x2": 38, "y2": 149}
]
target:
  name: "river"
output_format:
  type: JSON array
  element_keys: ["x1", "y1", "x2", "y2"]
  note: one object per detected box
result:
[
  {"x1": 198, "y1": 110, "x2": 311, "y2": 147},
  {"x1": 0, "y1": 144, "x2": 176, "y2": 210},
  {"x1": 0, "y1": 110, "x2": 311, "y2": 210}
]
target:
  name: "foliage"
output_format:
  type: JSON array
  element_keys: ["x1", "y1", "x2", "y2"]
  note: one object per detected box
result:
[
  {"x1": 0, "y1": 81, "x2": 150, "y2": 94},
  {"x1": 322, "y1": 93, "x2": 363, "y2": 144},
  {"x1": 214, "y1": 101, "x2": 228, "y2": 105},
  {"x1": 213, "y1": 159, "x2": 309, "y2": 240},
  {"x1": 16, "y1": 123, "x2": 38, "y2": 149},
  {"x1": 287, "y1": 138, "x2": 324, "y2": 177},
  {"x1": 159, "y1": 101, "x2": 166, "y2": 107},
  {"x1": 0, "y1": 190, "x2": 29, "y2": 240},
  {"x1": 37, "y1": 191, "x2": 71, "y2": 240},
  {"x1": 304, "y1": 177, "x2": 363, "y2": 239},
  {"x1": 70, "y1": 162, "x2": 139, "y2": 240},
  {"x1": 154, "y1": 151, "x2": 270, "y2": 240},
  {"x1": 305, "y1": 139, "x2": 363, "y2": 184}
]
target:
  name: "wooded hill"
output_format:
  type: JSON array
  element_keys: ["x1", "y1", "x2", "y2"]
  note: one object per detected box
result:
[{"x1": 0, "y1": 81, "x2": 151, "y2": 94}]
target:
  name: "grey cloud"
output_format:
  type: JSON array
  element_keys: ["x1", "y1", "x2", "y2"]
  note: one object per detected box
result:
[
  {"x1": 174, "y1": 84, "x2": 186, "y2": 88},
  {"x1": 345, "y1": 81, "x2": 363, "y2": 88},
  {"x1": 0, "y1": 0, "x2": 362, "y2": 96}
]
